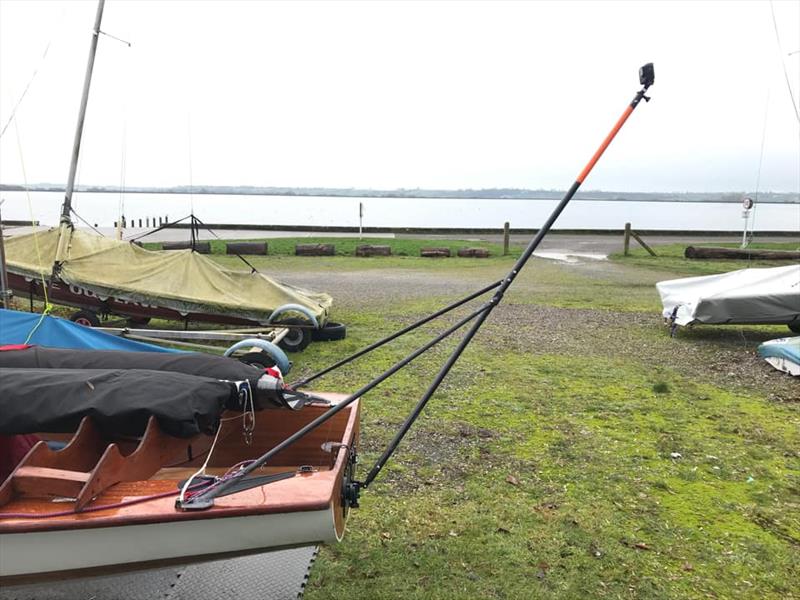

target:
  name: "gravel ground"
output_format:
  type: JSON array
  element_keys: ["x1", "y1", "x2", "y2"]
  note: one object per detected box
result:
[{"x1": 279, "y1": 260, "x2": 798, "y2": 404}]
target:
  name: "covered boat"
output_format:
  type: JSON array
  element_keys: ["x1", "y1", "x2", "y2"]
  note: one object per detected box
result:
[
  {"x1": 4, "y1": 227, "x2": 332, "y2": 328},
  {"x1": 656, "y1": 265, "x2": 800, "y2": 332},
  {"x1": 758, "y1": 336, "x2": 800, "y2": 376},
  {"x1": 0, "y1": 346, "x2": 360, "y2": 583},
  {"x1": 0, "y1": 307, "x2": 178, "y2": 352}
]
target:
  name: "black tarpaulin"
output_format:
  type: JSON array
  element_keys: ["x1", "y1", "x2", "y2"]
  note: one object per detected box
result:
[
  {"x1": 0, "y1": 346, "x2": 265, "y2": 382},
  {"x1": 0, "y1": 368, "x2": 236, "y2": 438}
]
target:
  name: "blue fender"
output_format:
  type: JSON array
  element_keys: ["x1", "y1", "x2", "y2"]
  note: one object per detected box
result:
[{"x1": 223, "y1": 339, "x2": 291, "y2": 375}]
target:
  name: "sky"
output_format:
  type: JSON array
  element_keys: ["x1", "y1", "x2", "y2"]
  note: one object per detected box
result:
[{"x1": 0, "y1": 0, "x2": 798, "y2": 194}]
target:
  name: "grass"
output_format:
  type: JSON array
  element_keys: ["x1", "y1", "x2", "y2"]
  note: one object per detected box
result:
[
  {"x1": 610, "y1": 241, "x2": 799, "y2": 276},
  {"x1": 272, "y1": 256, "x2": 799, "y2": 599},
  {"x1": 20, "y1": 235, "x2": 799, "y2": 597}
]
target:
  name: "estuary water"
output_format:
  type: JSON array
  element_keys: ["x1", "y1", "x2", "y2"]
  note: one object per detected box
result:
[{"x1": 1, "y1": 191, "x2": 798, "y2": 232}]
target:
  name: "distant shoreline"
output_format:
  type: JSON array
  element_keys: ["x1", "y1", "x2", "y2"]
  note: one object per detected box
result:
[{"x1": 0, "y1": 184, "x2": 797, "y2": 204}]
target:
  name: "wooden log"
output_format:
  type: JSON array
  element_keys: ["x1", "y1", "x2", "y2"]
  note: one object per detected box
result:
[
  {"x1": 295, "y1": 243, "x2": 335, "y2": 256},
  {"x1": 162, "y1": 241, "x2": 211, "y2": 254},
  {"x1": 630, "y1": 230, "x2": 657, "y2": 256},
  {"x1": 420, "y1": 247, "x2": 451, "y2": 258},
  {"x1": 356, "y1": 244, "x2": 391, "y2": 257},
  {"x1": 226, "y1": 241, "x2": 268, "y2": 255},
  {"x1": 457, "y1": 247, "x2": 490, "y2": 258},
  {"x1": 685, "y1": 246, "x2": 800, "y2": 260}
]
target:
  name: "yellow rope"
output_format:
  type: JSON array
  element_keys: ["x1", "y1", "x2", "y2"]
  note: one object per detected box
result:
[{"x1": 13, "y1": 118, "x2": 53, "y2": 343}]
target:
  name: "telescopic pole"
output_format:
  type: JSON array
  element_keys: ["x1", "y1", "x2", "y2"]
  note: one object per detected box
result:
[{"x1": 179, "y1": 63, "x2": 655, "y2": 511}]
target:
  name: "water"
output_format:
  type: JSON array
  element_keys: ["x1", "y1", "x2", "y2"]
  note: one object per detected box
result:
[{"x1": 1, "y1": 191, "x2": 798, "y2": 232}]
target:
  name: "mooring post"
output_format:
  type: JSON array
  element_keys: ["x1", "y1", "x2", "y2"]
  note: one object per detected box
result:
[
  {"x1": 623, "y1": 222, "x2": 631, "y2": 256},
  {"x1": 503, "y1": 222, "x2": 510, "y2": 256}
]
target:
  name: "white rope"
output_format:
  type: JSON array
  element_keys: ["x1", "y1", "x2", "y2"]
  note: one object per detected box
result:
[
  {"x1": 769, "y1": 0, "x2": 800, "y2": 127},
  {"x1": 178, "y1": 420, "x2": 224, "y2": 505}
]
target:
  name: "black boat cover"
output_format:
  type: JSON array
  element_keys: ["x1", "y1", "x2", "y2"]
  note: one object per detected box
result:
[
  {"x1": 0, "y1": 347, "x2": 265, "y2": 383},
  {"x1": 0, "y1": 367, "x2": 235, "y2": 438}
]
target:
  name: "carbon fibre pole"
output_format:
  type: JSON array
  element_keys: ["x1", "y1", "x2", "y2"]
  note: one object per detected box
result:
[{"x1": 179, "y1": 63, "x2": 655, "y2": 510}]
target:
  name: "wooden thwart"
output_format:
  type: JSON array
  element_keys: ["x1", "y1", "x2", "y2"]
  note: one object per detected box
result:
[{"x1": 0, "y1": 417, "x2": 193, "y2": 511}]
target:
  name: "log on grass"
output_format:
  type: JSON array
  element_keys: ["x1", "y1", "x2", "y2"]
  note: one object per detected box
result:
[
  {"x1": 420, "y1": 247, "x2": 451, "y2": 258},
  {"x1": 226, "y1": 242, "x2": 268, "y2": 255},
  {"x1": 162, "y1": 241, "x2": 211, "y2": 254},
  {"x1": 356, "y1": 245, "x2": 391, "y2": 257},
  {"x1": 684, "y1": 246, "x2": 800, "y2": 260},
  {"x1": 295, "y1": 244, "x2": 335, "y2": 256},
  {"x1": 457, "y1": 247, "x2": 490, "y2": 258}
]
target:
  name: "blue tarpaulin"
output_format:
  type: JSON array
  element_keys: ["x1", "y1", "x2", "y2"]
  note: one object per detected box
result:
[
  {"x1": 0, "y1": 309, "x2": 179, "y2": 353},
  {"x1": 757, "y1": 336, "x2": 800, "y2": 376}
]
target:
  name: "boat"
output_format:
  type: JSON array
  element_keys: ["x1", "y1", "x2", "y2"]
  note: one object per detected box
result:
[
  {"x1": 0, "y1": 345, "x2": 360, "y2": 583},
  {"x1": 758, "y1": 336, "x2": 800, "y2": 376},
  {"x1": 0, "y1": 0, "x2": 336, "y2": 346},
  {"x1": 0, "y1": 3, "x2": 657, "y2": 583},
  {"x1": 656, "y1": 265, "x2": 800, "y2": 334}
]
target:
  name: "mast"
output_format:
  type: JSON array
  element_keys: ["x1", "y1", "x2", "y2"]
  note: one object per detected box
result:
[{"x1": 54, "y1": 0, "x2": 105, "y2": 265}]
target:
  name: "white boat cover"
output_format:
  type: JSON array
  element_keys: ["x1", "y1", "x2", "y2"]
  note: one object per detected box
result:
[{"x1": 656, "y1": 265, "x2": 800, "y2": 327}]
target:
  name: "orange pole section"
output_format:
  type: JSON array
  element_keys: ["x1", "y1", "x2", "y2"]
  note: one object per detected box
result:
[{"x1": 576, "y1": 104, "x2": 635, "y2": 184}]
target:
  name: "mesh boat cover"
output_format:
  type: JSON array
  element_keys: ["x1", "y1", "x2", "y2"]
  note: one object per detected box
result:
[
  {"x1": 4, "y1": 228, "x2": 332, "y2": 324},
  {"x1": 0, "y1": 368, "x2": 235, "y2": 438}
]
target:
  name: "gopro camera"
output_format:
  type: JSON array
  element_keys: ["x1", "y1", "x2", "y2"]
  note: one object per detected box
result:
[{"x1": 639, "y1": 63, "x2": 655, "y2": 87}]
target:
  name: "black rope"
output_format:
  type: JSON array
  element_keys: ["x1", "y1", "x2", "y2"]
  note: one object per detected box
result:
[
  {"x1": 70, "y1": 208, "x2": 104, "y2": 236},
  {"x1": 124, "y1": 214, "x2": 192, "y2": 242},
  {"x1": 190, "y1": 214, "x2": 260, "y2": 274}
]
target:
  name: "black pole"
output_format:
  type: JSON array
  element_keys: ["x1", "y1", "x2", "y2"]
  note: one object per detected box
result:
[
  {"x1": 178, "y1": 64, "x2": 655, "y2": 511},
  {"x1": 292, "y1": 279, "x2": 504, "y2": 388},
  {"x1": 179, "y1": 302, "x2": 492, "y2": 509}
]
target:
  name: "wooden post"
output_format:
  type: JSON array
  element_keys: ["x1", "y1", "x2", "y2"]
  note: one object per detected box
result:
[
  {"x1": 0, "y1": 200, "x2": 10, "y2": 309},
  {"x1": 503, "y1": 222, "x2": 510, "y2": 256},
  {"x1": 630, "y1": 230, "x2": 657, "y2": 256},
  {"x1": 623, "y1": 222, "x2": 631, "y2": 256}
]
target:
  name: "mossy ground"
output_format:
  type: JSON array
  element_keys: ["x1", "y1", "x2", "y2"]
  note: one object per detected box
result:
[{"x1": 262, "y1": 247, "x2": 798, "y2": 599}]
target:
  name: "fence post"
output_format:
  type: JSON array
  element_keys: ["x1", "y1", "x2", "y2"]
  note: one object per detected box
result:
[
  {"x1": 623, "y1": 222, "x2": 631, "y2": 256},
  {"x1": 503, "y1": 222, "x2": 510, "y2": 256}
]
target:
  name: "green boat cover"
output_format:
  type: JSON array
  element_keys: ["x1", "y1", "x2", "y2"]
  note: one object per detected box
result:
[{"x1": 4, "y1": 228, "x2": 331, "y2": 324}]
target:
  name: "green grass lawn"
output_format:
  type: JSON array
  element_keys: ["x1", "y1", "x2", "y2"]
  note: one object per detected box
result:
[{"x1": 269, "y1": 256, "x2": 798, "y2": 599}]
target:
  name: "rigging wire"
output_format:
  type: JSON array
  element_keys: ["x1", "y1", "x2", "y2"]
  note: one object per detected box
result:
[
  {"x1": 13, "y1": 118, "x2": 52, "y2": 340},
  {"x1": 769, "y1": 0, "x2": 800, "y2": 127},
  {"x1": 747, "y1": 89, "x2": 770, "y2": 255},
  {"x1": 0, "y1": 3, "x2": 67, "y2": 140}
]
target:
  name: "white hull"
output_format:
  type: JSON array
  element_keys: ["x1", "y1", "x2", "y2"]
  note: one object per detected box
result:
[{"x1": 0, "y1": 507, "x2": 339, "y2": 578}]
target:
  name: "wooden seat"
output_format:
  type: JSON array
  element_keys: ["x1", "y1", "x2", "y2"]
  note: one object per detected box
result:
[{"x1": 0, "y1": 417, "x2": 195, "y2": 511}]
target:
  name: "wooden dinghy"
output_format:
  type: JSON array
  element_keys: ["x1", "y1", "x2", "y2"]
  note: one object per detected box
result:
[{"x1": 0, "y1": 384, "x2": 359, "y2": 584}]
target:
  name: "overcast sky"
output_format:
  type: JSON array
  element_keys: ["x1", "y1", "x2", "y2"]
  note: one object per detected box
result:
[{"x1": 1, "y1": 0, "x2": 798, "y2": 193}]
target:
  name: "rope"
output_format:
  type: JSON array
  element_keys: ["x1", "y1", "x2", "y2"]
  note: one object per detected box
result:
[
  {"x1": 769, "y1": 0, "x2": 800, "y2": 126},
  {"x1": 747, "y1": 89, "x2": 770, "y2": 255},
  {"x1": 71, "y1": 207, "x2": 104, "y2": 236},
  {"x1": 13, "y1": 119, "x2": 52, "y2": 340}
]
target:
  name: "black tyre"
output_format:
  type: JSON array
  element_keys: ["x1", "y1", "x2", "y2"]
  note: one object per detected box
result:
[
  {"x1": 277, "y1": 318, "x2": 313, "y2": 353},
  {"x1": 237, "y1": 351, "x2": 278, "y2": 370},
  {"x1": 788, "y1": 323, "x2": 800, "y2": 334},
  {"x1": 312, "y1": 321, "x2": 347, "y2": 342},
  {"x1": 69, "y1": 309, "x2": 100, "y2": 327},
  {"x1": 127, "y1": 316, "x2": 151, "y2": 327}
]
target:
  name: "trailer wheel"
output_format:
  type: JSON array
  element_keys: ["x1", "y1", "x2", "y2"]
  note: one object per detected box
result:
[
  {"x1": 312, "y1": 321, "x2": 347, "y2": 342},
  {"x1": 277, "y1": 318, "x2": 313, "y2": 353},
  {"x1": 789, "y1": 323, "x2": 800, "y2": 334},
  {"x1": 70, "y1": 310, "x2": 100, "y2": 327},
  {"x1": 127, "y1": 316, "x2": 151, "y2": 327}
]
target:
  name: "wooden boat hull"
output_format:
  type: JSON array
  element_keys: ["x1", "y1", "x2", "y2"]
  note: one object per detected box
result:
[{"x1": 0, "y1": 394, "x2": 359, "y2": 584}]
